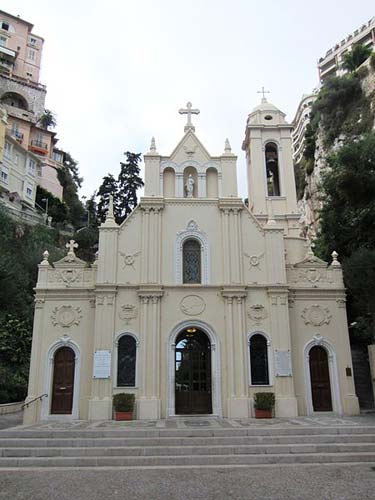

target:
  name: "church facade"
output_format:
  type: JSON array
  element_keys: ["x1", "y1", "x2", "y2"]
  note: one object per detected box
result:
[{"x1": 24, "y1": 99, "x2": 359, "y2": 423}]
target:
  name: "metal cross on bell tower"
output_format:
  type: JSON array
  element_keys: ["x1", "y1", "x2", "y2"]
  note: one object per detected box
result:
[
  {"x1": 179, "y1": 101, "x2": 200, "y2": 132},
  {"x1": 257, "y1": 86, "x2": 271, "y2": 103}
]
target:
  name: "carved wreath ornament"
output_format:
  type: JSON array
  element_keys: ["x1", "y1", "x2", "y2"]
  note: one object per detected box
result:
[
  {"x1": 51, "y1": 305, "x2": 82, "y2": 328},
  {"x1": 301, "y1": 305, "x2": 332, "y2": 327}
]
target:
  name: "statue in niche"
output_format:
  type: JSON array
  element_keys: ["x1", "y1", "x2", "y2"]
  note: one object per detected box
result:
[{"x1": 185, "y1": 174, "x2": 194, "y2": 198}]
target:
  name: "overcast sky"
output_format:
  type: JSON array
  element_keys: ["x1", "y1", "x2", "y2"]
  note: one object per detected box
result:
[{"x1": 2, "y1": 0, "x2": 374, "y2": 199}]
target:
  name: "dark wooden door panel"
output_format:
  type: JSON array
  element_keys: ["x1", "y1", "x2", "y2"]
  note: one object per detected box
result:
[
  {"x1": 175, "y1": 330, "x2": 212, "y2": 414},
  {"x1": 51, "y1": 347, "x2": 75, "y2": 414},
  {"x1": 309, "y1": 346, "x2": 332, "y2": 411}
]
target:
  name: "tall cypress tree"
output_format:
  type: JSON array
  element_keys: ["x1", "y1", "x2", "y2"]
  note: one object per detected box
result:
[
  {"x1": 117, "y1": 151, "x2": 144, "y2": 223},
  {"x1": 96, "y1": 173, "x2": 119, "y2": 223}
]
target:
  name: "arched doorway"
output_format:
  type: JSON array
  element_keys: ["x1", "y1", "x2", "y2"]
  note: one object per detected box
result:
[
  {"x1": 309, "y1": 346, "x2": 332, "y2": 411},
  {"x1": 175, "y1": 328, "x2": 212, "y2": 414},
  {"x1": 51, "y1": 347, "x2": 75, "y2": 414}
]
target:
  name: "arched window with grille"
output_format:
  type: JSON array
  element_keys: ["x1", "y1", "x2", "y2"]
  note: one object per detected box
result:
[
  {"x1": 183, "y1": 239, "x2": 201, "y2": 284},
  {"x1": 117, "y1": 335, "x2": 137, "y2": 387},
  {"x1": 249, "y1": 333, "x2": 269, "y2": 385}
]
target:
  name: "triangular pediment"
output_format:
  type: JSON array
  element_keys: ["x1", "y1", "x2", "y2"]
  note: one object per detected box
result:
[
  {"x1": 167, "y1": 130, "x2": 212, "y2": 164},
  {"x1": 293, "y1": 254, "x2": 328, "y2": 268}
]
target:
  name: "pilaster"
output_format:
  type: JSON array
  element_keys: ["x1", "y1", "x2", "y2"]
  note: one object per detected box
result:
[
  {"x1": 222, "y1": 288, "x2": 248, "y2": 418},
  {"x1": 267, "y1": 287, "x2": 298, "y2": 417},
  {"x1": 88, "y1": 286, "x2": 117, "y2": 420},
  {"x1": 137, "y1": 287, "x2": 164, "y2": 419}
]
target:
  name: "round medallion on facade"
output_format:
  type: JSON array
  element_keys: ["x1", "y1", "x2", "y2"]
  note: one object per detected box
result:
[{"x1": 180, "y1": 295, "x2": 206, "y2": 316}]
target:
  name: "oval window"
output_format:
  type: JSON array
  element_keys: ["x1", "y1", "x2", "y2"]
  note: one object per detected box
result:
[{"x1": 264, "y1": 115, "x2": 273, "y2": 121}]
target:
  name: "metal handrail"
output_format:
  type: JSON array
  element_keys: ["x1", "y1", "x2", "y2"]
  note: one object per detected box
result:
[{"x1": 21, "y1": 393, "x2": 48, "y2": 409}]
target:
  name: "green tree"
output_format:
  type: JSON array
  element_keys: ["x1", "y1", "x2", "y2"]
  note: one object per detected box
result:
[
  {"x1": 96, "y1": 174, "x2": 119, "y2": 223},
  {"x1": 0, "y1": 315, "x2": 31, "y2": 402},
  {"x1": 35, "y1": 186, "x2": 69, "y2": 224},
  {"x1": 342, "y1": 248, "x2": 375, "y2": 343},
  {"x1": 57, "y1": 152, "x2": 85, "y2": 228},
  {"x1": 0, "y1": 207, "x2": 64, "y2": 402},
  {"x1": 342, "y1": 44, "x2": 373, "y2": 73},
  {"x1": 316, "y1": 132, "x2": 375, "y2": 260},
  {"x1": 37, "y1": 109, "x2": 57, "y2": 130},
  {"x1": 117, "y1": 151, "x2": 144, "y2": 223}
]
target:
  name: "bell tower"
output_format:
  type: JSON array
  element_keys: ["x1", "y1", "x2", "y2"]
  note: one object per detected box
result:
[{"x1": 242, "y1": 92, "x2": 299, "y2": 235}]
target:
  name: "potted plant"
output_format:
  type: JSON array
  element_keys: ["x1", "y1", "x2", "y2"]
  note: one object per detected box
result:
[
  {"x1": 113, "y1": 393, "x2": 135, "y2": 421},
  {"x1": 254, "y1": 392, "x2": 275, "y2": 419}
]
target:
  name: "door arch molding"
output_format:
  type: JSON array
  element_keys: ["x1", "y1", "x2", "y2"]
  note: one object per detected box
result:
[
  {"x1": 303, "y1": 335, "x2": 342, "y2": 415},
  {"x1": 41, "y1": 337, "x2": 81, "y2": 420},
  {"x1": 167, "y1": 320, "x2": 222, "y2": 417}
]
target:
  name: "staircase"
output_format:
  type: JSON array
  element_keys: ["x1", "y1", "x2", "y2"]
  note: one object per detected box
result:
[{"x1": 1, "y1": 424, "x2": 375, "y2": 469}]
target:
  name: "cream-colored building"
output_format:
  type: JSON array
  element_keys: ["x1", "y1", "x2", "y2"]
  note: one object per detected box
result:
[
  {"x1": 24, "y1": 100, "x2": 359, "y2": 423},
  {"x1": 318, "y1": 16, "x2": 375, "y2": 82}
]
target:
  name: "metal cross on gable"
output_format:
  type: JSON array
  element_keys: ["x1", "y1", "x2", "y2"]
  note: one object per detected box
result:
[
  {"x1": 179, "y1": 101, "x2": 200, "y2": 132},
  {"x1": 257, "y1": 86, "x2": 270, "y2": 102}
]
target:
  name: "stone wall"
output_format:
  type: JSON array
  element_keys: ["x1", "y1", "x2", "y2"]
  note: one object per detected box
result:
[{"x1": 0, "y1": 75, "x2": 46, "y2": 115}]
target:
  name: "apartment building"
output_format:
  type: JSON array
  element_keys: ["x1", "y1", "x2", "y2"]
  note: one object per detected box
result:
[
  {"x1": 0, "y1": 9, "x2": 63, "y2": 210},
  {"x1": 291, "y1": 93, "x2": 317, "y2": 166},
  {"x1": 318, "y1": 16, "x2": 375, "y2": 82}
]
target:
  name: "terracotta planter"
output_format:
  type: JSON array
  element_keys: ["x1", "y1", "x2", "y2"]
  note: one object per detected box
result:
[
  {"x1": 254, "y1": 408, "x2": 272, "y2": 419},
  {"x1": 114, "y1": 411, "x2": 134, "y2": 421}
]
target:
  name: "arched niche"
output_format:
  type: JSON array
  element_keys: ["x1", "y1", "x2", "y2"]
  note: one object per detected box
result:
[
  {"x1": 183, "y1": 166, "x2": 198, "y2": 198},
  {"x1": 265, "y1": 142, "x2": 280, "y2": 196},
  {"x1": 163, "y1": 167, "x2": 175, "y2": 197},
  {"x1": 1, "y1": 92, "x2": 29, "y2": 111},
  {"x1": 206, "y1": 167, "x2": 218, "y2": 198}
]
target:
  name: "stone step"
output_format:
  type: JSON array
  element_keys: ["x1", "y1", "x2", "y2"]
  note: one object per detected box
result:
[
  {"x1": 0, "y1": 452, "x2": 374, "y2": 468},
  {"x1": 1, "y1": 433, "x2": 375, "y2": 448},
  {"x1": 1, "y1": 442, "x2": 374, "y2": 458},
  {"x1": 2, "y1": 425, "x2": 375, "y2": 439}
]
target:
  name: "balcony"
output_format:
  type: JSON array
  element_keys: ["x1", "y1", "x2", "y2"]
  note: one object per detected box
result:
[
  {"x1": 0, "y1": 45, "x2": 17, "y2": 59},
  {"x1": 11, "y1": 130, "x2": 24, "y2": 143},
  {"x1": 29, "y1": 139, "x2": 49, "y2": 155}
]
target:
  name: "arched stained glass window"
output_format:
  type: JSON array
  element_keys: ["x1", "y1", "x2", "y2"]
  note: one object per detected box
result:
[
  {"x1": 117, "y1": 335, "x2": 136, "y2": 387},
  {"x1": 183, "y1": 239, "x2": 201, "y2": 284},
  {"x1": 249, "y1": 334, "x2": 269, "y2": 385}
]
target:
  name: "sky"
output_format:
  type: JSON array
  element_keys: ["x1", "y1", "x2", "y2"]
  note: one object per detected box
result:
[{"x1": 2, "y1": 0, "x2": 374, "y2": 199}]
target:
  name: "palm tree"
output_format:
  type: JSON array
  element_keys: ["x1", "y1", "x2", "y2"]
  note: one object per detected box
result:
[
  {"x1": 37, "y1": 109, "x2": 57, "y2": 129},
  {"x1": 342, "y1": 44, "x2": 373, "y2": 73}
]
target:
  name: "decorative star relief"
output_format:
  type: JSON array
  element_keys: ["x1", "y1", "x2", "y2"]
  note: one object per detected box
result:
[{"x1": 120, "y1": 251, "x2": 141, "y2": 269}]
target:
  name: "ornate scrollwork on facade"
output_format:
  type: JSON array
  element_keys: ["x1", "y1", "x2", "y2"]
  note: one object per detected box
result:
[
  {"x1": 119, "y1": 251, "x2": 141, "y2": 269},
  {"x1": 301, "y1": 305, "x2": 332, "y2": 327},
  {"x1": 119, "y1": 304, "x2": 138, "y2": 324},
  {"x1": 51, "y1": 305, "x2": 82, "y2": 328},
  {"x1": 247, "y1": 304, "x2": 267, "y2": 324},
  {"x1": 53, "y1": 269, "x2": 83, "y2": 285},
  {"x1": 180, "y1": 295, "x2": 206, "y2": 316}
]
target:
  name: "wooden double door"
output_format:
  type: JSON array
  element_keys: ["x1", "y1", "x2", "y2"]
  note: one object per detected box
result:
[
  {"x1": 309, "y1": 346, "x2": 333, "y2": 411},
  {"x1": 51, "y1": 347, "x2": 75, "y2": 414},
  {"x1": 175, "y1": 329, "x2": 212, "y2": 414}
]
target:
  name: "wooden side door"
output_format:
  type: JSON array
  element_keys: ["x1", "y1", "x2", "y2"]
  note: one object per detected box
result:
[
  {"x1": 51, "y1": 347, "x2": 75, "y2": 414},
  {"x1": 309, "y1": 346, "x2": 333, "y2": 411}
]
